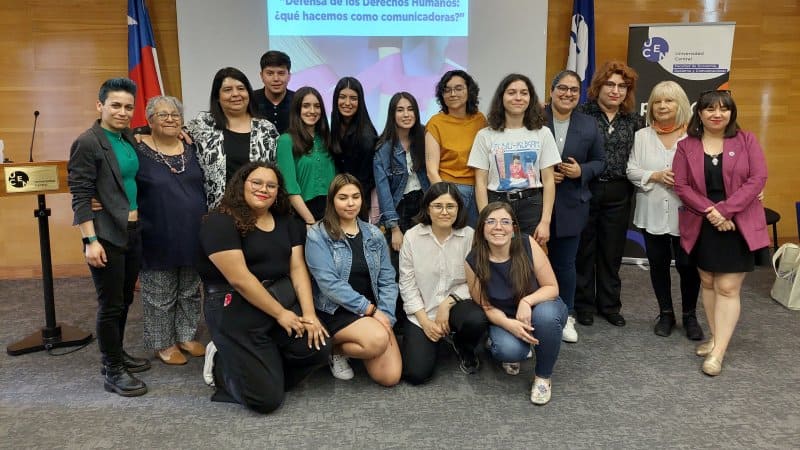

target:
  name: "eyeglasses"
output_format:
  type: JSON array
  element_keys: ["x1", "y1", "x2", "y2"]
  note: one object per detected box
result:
[
  {"x1": 603, "y1": 81, "x2": 629, "y2": 91},
  {"x1": 555, "y1": 85, "x2": 580, "y2": 94},
  {"x1": 485, "y1": 218, "x2": 514, "y2": 227},
  {"x1": 443, "y1": 85, "x2": 466, "y2": 95},
  {"x1": 698, "y1": 89, "x2": 732, "y2": 100},
  {"x1": 247, "y1": 179, "x2": 279, "y2": 191},
  {"x1": 430, "y1": 203, "x2": 458, "y2": 213},
  {"x1": 153, "y1": 112, "x2": 182, "y2": 121}
]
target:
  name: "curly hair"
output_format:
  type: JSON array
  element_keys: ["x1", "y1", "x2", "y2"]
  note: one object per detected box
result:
[
  {"x1": 487, "y1": 73, "x2": 545, "y2": 131},
  {"x1": 586, "y1": 61, "x2": 639, "y2": 114},
  {"x1": 435, "y1": 70, "x2": 480, "y2": 115},
  {"x1": 215, "y1": 161, "x2": 291, "y2": 235}
]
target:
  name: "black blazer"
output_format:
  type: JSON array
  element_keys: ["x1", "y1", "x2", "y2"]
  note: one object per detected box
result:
[
  {"x1": 545, "y1": 106, "x2": 606, "y2": 238},
  {"x1": 68, "y1": 120, "x2": 137, "y2": 247}
]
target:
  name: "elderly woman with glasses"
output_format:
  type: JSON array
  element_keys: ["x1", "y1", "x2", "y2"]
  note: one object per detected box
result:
[
  {"x1": 673, "y1": 90, "x2": 768, "y2": 376},
  {"x1": 136, "y1": 96, "x2": 208, "y2": 364}
]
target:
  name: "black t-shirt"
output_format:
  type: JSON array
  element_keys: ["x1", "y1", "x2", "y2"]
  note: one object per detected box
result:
[
  {"x1": 197, "y1": 212, "x2": 306, "y2": 285},
  {"x1": 346, "y1": 232, "x2": 376, "y2": 304},
  {"x1": 223, "y1": 129, "x2": 251, "y2": 182}
]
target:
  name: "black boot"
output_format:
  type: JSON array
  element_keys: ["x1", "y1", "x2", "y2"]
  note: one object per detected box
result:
[
  {"x1": 103, "y1": 364, "x2": 148, "y2": 397},
  {"x1": 100, "y1": 351, "x2": 151, "y2": 375},
  {"x1": 683, "y1": 313, "x2": 705, "y2": 341},
  {"x1": 653, "y1": 311, "x2": 676, "y2": 337}
]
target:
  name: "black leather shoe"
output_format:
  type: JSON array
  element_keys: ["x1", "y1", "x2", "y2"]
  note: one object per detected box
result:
[
  {"x1": 122, "y1": 351, "x2": 151, "y2": 373},
  {"x1": 103, "y1": 365, "x2": 148, "y2": 397},
  {"x1": 653, "y1": 312, "x2": 676, "y2": 337},
  {"x1": 683, "y1": 313, "x2": 705, "y2": 341},
  {"x1": 602, "y1": 312, "x2": 626, "y2": 327},
  {"x1": 576, "y1": 311, "x2": 594, "y2": 326}
]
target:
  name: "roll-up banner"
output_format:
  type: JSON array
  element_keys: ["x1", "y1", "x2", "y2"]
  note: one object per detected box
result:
[{"x1": 624, "y1": 22, "x2": 736, "y2": 263}]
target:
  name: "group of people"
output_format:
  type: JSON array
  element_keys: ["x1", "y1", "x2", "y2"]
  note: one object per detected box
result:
[{"x1": 67, "y1": 50, "x2": 769, "y2": 412}]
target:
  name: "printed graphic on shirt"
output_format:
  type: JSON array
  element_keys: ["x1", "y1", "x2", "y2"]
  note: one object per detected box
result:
[{"x1": 493, "y1": 141, "x2": 541, "y2": 191}]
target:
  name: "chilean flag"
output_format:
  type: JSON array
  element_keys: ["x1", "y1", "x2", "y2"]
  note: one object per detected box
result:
[{"x1": 128, "y1": 0, "x2": 163, "y2": 128}]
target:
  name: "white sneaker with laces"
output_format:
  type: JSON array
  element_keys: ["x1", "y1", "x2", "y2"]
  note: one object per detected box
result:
[
  {"x1": 501, "y1": 362, "x2": 521, "y2": 376},
  {"x1": 202, "y1": 341, "x2": 217, "y2": 387},
  {"x1": 562, "y1": 315, "x2": 579, "y2": 343},
  {"x1": 329, "y1": 354, "x2": 354, "y2": 380},
  {"x1": 531, "y1": 377, "x2": 552, "y2": 405}
]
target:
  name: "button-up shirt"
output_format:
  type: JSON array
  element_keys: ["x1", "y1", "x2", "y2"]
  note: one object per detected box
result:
[{"x1": 580, "y1": 101, "x2": 644, "y2": 181}]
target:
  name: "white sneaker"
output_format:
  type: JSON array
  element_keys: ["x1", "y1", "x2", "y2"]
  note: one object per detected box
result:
[
  {"x1": 202, "y1": 341, "x2": 217, "y2": 387},
  {"x1": 329, "y1": 354, "x2": 354, "y2": 380},
  {"x1": 501, "y1": 362, "x2": 521, "y2": 376},
  {"x1": 562, "y1": 316, "x2": 579, "y2": 343},
  {"x1": 531, "y1": 377, "x2": 552, "y2": 405}
]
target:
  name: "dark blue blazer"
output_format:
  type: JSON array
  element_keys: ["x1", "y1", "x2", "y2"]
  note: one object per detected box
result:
[{"x1": 545, "y1": 106, "x2": 606, "y2": 238}]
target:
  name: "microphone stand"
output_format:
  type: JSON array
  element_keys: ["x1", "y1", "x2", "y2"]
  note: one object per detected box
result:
[{"x1": 6, "y1": 111, "x2": 93, "y2": 356}]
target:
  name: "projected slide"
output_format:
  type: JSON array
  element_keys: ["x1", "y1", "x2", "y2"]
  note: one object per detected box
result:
[{"x1": 267, "y1": 0, "x2": 470, "y2": 128}]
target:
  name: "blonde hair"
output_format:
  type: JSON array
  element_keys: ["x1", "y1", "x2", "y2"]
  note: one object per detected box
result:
[{"x1": 646, "y1": 81, "x2": 691, "y2": 127}]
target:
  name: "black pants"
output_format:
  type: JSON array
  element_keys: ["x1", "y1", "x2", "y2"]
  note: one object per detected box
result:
[
  {"x1": 204, "y1": 290, "x2": 330, "y2": 414},
  {"x1": 643, "y1": 231, "x2": 700, "y2": 315},
  {"x1": 575, "y1": 180, "x2": 631, "y2": 315},
  {"x1": 401, "y1": 300, "x2": 488, "y2": 385},
  {"x1": 88, "y1": 222, "x2": 141, "y2": 367},
  {"x1": 387, "y1": 189, "x2": 424, "y2": 325},
  {"x1": 487, "y1": 190, "x2": 543, "y2": 237}
]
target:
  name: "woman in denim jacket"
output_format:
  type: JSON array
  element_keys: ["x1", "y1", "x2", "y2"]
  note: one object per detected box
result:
[
  {"x1": 305, "y1": 174, "x2": 402, "y2": 386},
  {"x1": 373, "y1": 92, "x2": 431, "y2": 251}
]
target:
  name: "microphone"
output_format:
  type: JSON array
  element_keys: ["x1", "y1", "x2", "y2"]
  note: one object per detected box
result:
[{"x1": 29, "y1": 110, "x2": 40, "y2": 162}]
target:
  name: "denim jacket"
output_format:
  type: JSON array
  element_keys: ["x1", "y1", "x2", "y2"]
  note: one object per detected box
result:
[
  {"x1": 305, "y1": 218, "x2": 398, "y2": 324},
  {"x1": 373, "y1": 140, "x2": 431, "y2": 229}
]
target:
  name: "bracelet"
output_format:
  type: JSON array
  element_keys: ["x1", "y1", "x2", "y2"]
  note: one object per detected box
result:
[
  {"x1": 81, "y1": 235, "x2": 98, "y2": 245},
  {"x1": 449, "y1": 293, "x2": 464, "y2": 303}
]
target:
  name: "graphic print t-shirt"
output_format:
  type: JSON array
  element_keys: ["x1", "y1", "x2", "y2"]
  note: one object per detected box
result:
[{"x1": 468, "y1": 127, "x2": 560, "y2": 192}]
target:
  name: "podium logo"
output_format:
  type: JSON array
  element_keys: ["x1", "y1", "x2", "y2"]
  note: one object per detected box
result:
[
  {"x1": 8, "y1": 170, "x2": 29, "y2": 188},
  {"x1": 642, "y1": 37, "x2": 669, "y2": 62}
]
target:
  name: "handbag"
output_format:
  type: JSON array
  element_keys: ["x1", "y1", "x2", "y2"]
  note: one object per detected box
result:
[
  {"x1": 770, "y1": 243, "x2": 800, "y2": 310},
  {"x1": 262, "y1": 276, "x2": 297, "y2": 309}
]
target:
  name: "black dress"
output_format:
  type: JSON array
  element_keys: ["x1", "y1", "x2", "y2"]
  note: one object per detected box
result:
[{"x1": 692, "y1": 153, "x2": 755, "y2": 273}]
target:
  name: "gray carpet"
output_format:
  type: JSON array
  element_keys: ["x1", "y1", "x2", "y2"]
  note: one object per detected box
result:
[{"x1": 1, "y1": 265, "x2": 798, "y2": 449}]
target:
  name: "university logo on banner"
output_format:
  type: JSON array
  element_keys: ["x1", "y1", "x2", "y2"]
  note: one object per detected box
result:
[
  {"x1": 567, "y1": 0, "x2": 595, "y2": 103},
  {"x1": 128, "y1": 0, "x2": 163, "y2": 128}
]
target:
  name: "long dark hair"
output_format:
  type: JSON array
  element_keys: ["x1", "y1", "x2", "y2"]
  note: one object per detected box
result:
[
  {"x1": 376, "y1": 92, "x2": 425, "y2": 173},
  {"x1": 687, "y1": 90, "x2": 740, "y2": 138},
  {"x1": 487, "y1": 73, "x2": 545, "y2": 131},
  {"x1": 470, "y1": 202, "x2": 532, "y2": 306},
  {"x1": 216, "y1": 161, "x2": 291, "y2": 236},
  {"x1": 435, "y1": 70, "x2": 480, "y2": 115},
  {"x1": 286, "y1": 86, "x2": 331, "y2": 157},
  {"x1": 322, "y1": 173, "x2": 366, "y2": 241},
  {"x1": 413, "y1": 182, "x2": 467, "y2": 229},
  {"x1": 209, "y1": 67, "x2": 258, "y2": 130},
  {"x1": 330, "y1": 77, "x2": 376, "y2": 155}
]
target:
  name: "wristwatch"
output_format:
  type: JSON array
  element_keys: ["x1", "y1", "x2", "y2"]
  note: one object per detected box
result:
[{"x1": 82, "y1": 235, "x2": 98, "y2": 245}]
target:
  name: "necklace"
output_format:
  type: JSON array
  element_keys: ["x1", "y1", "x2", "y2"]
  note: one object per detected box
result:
[
  {"x1": 152, "y1": 139, "x2": 186, "y2": 174},
  {"x1": 344, "y1": 230, "x2": 359, "y2": 238}
]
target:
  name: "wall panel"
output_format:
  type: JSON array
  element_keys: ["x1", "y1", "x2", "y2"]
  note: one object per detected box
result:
[{"x1": 0, "y1": 0, "x2": 797, "y2": 278}]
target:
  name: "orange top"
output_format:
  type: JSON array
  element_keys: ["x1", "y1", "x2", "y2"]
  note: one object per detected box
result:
[{"x1": 426, "y1": 112, "x2": 487, "y2": 185}]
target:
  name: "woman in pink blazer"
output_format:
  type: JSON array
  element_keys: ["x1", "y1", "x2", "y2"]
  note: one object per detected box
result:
[{"x1": 673, "y1": 90, "x2": 768, "y2": 377}]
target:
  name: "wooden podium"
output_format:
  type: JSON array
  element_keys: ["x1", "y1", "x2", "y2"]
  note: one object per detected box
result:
[{"x1": 2, "y1": 160, "x2": 93, "y2": 355}]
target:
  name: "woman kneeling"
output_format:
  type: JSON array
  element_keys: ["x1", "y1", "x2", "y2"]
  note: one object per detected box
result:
[
  {"x1": 306, "y1": 174, "x2": 402, "y2": 386},
  {"x1": 198, "y1": 162, "x2": 330, "y2": 414},
  {"x1": 465, "y1": 202, "x2": 567, "y2": 405}
]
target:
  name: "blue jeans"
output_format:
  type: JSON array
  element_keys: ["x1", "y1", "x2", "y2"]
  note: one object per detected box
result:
[
  {"x1": 548, "y1": 235, "x2": 581, "y2": 314},
  {"x1": 455, "y1": 183, "x2": 478, "y2": 228},
  {"x1": 487, "y1": 298, "x2": 567, "y2": 378}
]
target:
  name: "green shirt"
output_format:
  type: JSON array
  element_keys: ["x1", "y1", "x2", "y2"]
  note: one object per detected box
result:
[
  {"x1": 276, "y1": 133, "x2": 336, "y2": 201},
  {"x1": 102, "y1": 128, "x2": 138, "y2": 210}
]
